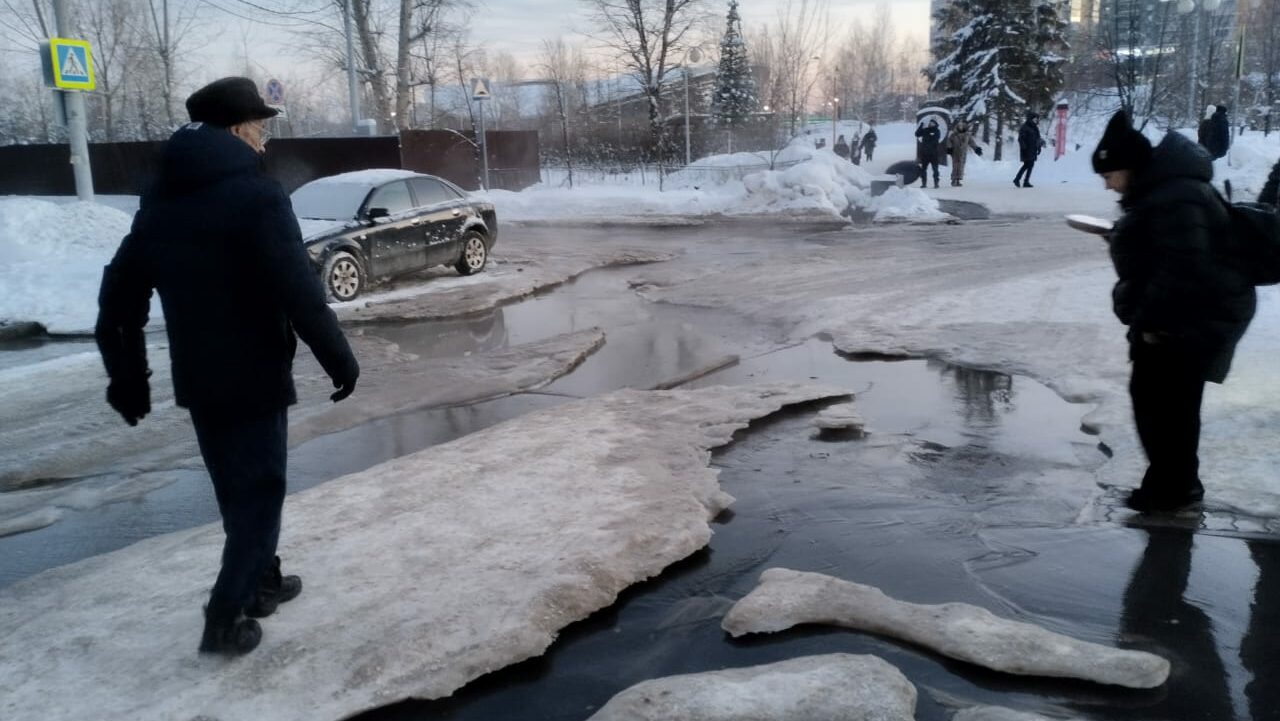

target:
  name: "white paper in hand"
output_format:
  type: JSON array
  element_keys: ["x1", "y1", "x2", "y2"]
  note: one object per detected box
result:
[{"x1": 1065, "y1": 214, "x2": 1114, "y2": 236}]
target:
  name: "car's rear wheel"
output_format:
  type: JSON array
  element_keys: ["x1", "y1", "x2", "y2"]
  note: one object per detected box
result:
[
  {"x1": 455, "y1": 231, "x2": 488, "y2": 276},
  {"x1": 322, "y1": 250, "x2": 364, "y2": 302}
]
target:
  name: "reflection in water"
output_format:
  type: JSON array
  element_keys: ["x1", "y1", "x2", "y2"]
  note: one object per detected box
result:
[
  {"x1": 1119, "y1": 527, "x2": 1231, "y2": 718},
  {"x1": 934, "y1": 360, "x2": 1014, "y2": 429},
  {"x1": 1244, "y1": 540, "x2": 1280, "y2": 721},
  {"x1": 1119, "y1": 528, "x2": 1280, "y2": 721}
]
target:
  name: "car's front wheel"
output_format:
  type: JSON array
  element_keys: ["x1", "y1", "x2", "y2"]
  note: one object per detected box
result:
[
  {"x1": 455, "y1": 231, "x2": 488, "y2": 276},
  {"x1": 322, "y1": 250, "x2": 364, "y2": 302}
]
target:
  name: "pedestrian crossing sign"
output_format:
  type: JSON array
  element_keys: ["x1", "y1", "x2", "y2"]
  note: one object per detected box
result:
[{"x1": 42, "y1": 38, "x2": 95, "y2": 91}]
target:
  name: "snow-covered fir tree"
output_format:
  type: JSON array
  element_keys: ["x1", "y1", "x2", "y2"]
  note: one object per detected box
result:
[
  {"x1": 711, "y1": 0, "x2": 759, "y2": 127},
  {"x1": 929, "y1": 0, "x2": 1068, "y2": 160}
]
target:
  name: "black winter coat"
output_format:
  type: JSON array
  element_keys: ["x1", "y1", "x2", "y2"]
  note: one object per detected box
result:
[
  {"x1": 915, "y1": 125, "x2": 941, "y2": 163},
  {"x1": 1017, "y1": 120, "x2": 1042, "y2": 163},
  {"x1": 96, "y1": 122, "x2": 358, "y2": 417},
  {"x1": 1203, "y1": 109, "x2": 1230, "y2": 160},
  {"x1": 1109, "y1": 131, "x2": 1255, "y2": 383}
]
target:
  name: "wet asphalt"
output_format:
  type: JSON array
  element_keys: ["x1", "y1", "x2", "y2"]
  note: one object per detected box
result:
[{"x1": 1, "y1": 222, "x2": 1277, "y2": 721}]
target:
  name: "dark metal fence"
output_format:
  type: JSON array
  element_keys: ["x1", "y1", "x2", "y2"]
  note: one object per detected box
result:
[{"x1": 0, "y1": 130, "x2": 540, "y2": 196}]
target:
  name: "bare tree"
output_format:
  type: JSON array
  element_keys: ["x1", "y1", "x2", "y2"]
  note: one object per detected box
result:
[
  {"x1": 762, "y1": 0, "x2": 830, "y2": 137},
  {"x1": 541, "y1": 38, "x2": 577, "y2": 186},
  {"x1": 583, "y1": 0, "x2": 710, "y2": 158},
  {"x1": 77, "y1": 0, "x2": 143, "y2": 140},
  {"x1": 140, "y1": 0, "x2": 204, "y2": 130}
]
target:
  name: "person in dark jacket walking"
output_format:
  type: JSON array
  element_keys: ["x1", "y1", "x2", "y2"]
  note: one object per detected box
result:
[
  {"x1": 95, "y1": 77, "x2": 360, "y2": 655},
  {"x1": 915, "y1": 119, "x2": 942, "y2": 189},
  {"x1": 1198, "y1": 104, "x2": 1231, "y2": 160},
  {"x1": 1092, "y1": 110, "x2": 1255, "y2": 513},
  {"x1": 1013, "y1": 111, "x2": 1043, "y2": 187},
  {"x1": 860, "y1": 127, "x2": 877, "y2": 162}
]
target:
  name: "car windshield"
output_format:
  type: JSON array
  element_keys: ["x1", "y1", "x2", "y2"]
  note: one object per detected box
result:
[{"x1": 290, "y1": 182, "x2": 371, "y2": 221}]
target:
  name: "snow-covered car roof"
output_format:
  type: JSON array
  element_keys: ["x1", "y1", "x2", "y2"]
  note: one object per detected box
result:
[{"x1": 297, "y1": 169, "x2": 422, "y2": 189}]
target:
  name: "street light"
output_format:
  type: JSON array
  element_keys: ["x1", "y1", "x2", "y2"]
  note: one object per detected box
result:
[
  {"x1": 684, "y1": 46, "x2": 704, "y2": 167},
  {"x1": 1171, "y1": 0, "x2": 1224, "y2": 125},
  {"x1": 831, "y1": 97, "x2": 840, "y2": 147}
]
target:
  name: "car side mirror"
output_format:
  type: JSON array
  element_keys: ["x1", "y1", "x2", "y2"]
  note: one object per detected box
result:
[{"x1": 366, "y1": 207, "x2": 391, "y2": 222}]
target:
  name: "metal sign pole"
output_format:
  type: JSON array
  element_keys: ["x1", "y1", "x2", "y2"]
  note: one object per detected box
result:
[
  {"x1": 343, "y1": 0, "x2": 361, "y2": 134},
  {"x1": 478, "y1": 98, "x2": 490, "y2": 190},
  {"x1": 52, "y1": 0, "x2": 94, "y2": 201}
]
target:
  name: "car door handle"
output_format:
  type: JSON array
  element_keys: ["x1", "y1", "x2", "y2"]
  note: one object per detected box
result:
[{"x1": 451, "y1": 209, "x2": 462, "y2": 217}]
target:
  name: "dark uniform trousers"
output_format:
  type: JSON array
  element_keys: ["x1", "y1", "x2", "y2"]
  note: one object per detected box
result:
[
  {"x1": 191, "y1": 406, "x2": 289, "y2": 617},
  {"x1": 1129, "y1": 340, "x2": 1206, "y2": 496}
]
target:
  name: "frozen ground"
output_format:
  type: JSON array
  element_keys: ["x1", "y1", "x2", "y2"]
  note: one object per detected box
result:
[{"x1": 0, "y1": 383, "x2": 846, "y2": 721}]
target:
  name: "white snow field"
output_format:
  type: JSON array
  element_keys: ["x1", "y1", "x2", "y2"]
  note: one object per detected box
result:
[
  {"x1": 586, "y1": 653, "x2": 916, "y2": 721},
  {"x1": 722, "y1": 568, "x2": 1170, "y2": 689},
  {"x1": 0, "y1": 383, "x2": 846, "y2": 721}
]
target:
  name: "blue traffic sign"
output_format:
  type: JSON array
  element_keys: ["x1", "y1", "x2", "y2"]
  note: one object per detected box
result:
[{"x1": 42, "y1": 38, "x2": 95, "y2": 91}]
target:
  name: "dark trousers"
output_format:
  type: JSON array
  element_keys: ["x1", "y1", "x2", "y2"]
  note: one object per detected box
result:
[
  {"x1": 1014, "y1": 161, "x2": 1036, "y2": 185},
  {"x1": 919, "y1": 158, "x2": 939, "y2": 186},
  {"x1": 864, "y1": 147, "x2": 874, "y2": 162},
  {"x1": 1129, "y1": 341, "x2": 1205, "y2": 497},
  {"x1": 191, "y1": 407, "x2": 289, "y2": 618}
]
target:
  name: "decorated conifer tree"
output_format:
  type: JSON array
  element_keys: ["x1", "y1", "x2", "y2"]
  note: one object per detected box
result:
[{"x1": 711, "y1": 0, "x2": 759, "y2": 130}]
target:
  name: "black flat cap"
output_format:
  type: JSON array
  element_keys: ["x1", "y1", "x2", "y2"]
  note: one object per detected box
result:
[{"x1": 186, "y1": 77, "x2": 278, "y2": 127}]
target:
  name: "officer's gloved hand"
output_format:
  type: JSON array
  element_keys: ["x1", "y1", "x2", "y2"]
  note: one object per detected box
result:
[
  {"x1": 107, "y1": 373, "x2": 151, "y2": 426},
  {"x1": 330, "y1": 369, "x2": 359, "y2": 403}
]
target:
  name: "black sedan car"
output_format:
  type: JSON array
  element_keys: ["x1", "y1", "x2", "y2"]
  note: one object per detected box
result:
[{"x1": 290, "y1": 169, "x2": 497, "y2": 302}]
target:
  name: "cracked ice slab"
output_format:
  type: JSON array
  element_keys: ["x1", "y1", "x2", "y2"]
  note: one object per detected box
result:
[
  {"x1": 0, "y1": 383, "x2": 846, "y2": 721},
  {"x1": 586, "y1": 653, "x2": 916, "y2": 721},
  {"x1": 953, "y1": 707, "x2": 1084, "y2": 721},
  {"x1": 722, "y1": 568, "x2": 1170, "y2": 689}
]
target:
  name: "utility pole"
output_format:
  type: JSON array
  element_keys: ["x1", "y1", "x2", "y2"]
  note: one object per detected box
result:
[
  {"x1": 684, "y1": 47, "x2": 703, "y2": 167},
  {"x1": 51, "y1": 0, "x2": 94, "y2": 201},
  {"x1": 344, "y1": 0, "x2": 361, "y2": 134}
]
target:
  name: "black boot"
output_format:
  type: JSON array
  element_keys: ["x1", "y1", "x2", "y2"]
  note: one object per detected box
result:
[
  {"x1": 934, "y1": 179, "x2": 940, "y2": 189},
  {"x1": 199, "y1": 607, "x2": 262, "y2": 655},
  {"x1": 246, "y1": 556, "x2": 303, "y2": 619},
  {"x1": 1125, "y1": 483, "x2": 1205, "y2": 514}
]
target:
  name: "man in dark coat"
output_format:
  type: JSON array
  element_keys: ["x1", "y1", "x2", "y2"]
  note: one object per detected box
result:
[
  {"x1": 860, "y1": 127, "x2": 878, "y2": 162},
  {"x1": 1198, "y1": 104, "x2": 1231, "y2": 160},
  {"x1": 1013, "y1": 111, "x2": 1043, "y2": 187},
  {"x1": 915, "y1": 119, "x2": 942, "y2": 189},
  {"x1": 95, "y1": 77, "x2": 360, "y2": 655},
  {"x1": 1092, "y1": 110, "x2": 1256, "y2": 513}
]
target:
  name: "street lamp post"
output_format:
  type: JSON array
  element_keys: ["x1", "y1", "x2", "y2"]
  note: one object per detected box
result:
[
  {"x1": 1176, "y1": 0, "x2": 1224, "y2": 126},
  {"x1": 831, "y1": 97, "x2": 839, "y2": 147},
  {"x1": 684, "y1": 47, "x2": 703, "y2": 167}
]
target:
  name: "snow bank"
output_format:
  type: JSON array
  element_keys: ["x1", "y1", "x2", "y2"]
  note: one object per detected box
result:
[
  {"x1": 723, "y1": 568, "x2": 1170, "y2": 689},
  {"x1": 954, "y1": 707, "x2": 1084, "y2": 721},
  {"x1": 485, "y1": 137, "x2": 945, "y2": 224},
  {"x1": 0, "y1": 198, "x2": 135, "y2": 333},
  {"x1": 0, "y1": 383, "x2": 848, "y2": 721},
  {"x1": 587, "y1": 654, "x2": 916, "y2": 721}
]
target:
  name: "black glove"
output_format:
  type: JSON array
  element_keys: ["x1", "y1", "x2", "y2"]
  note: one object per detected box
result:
[
  {"x1": 107, "y1": 373, "x2": 151, "y2": 426},
  {"x1": 974, "y1": 146, "x2": 983, "y2": 157},
  {"x1": 330, "y1": 373, "x2": 358, "y2": 403}
]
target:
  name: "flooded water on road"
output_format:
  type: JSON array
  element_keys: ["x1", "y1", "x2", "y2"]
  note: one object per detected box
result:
[{"x1": 2, "y1": 257, "x2": 1276, "y2": 721}]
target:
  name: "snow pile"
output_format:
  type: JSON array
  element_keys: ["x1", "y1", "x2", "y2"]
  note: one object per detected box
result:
[
  {"x1": 954, "y1": 707, "x2": 1083, "y2": 721},
  {"x1": 587, "y1": 654, "x2": 916, "y2": 721},
  {"x1": 723, "y1": 568, "x2": 1171, "y2": 689},
  {"x1": 0, "y1": 383, "x2": 848, "y2": 721},
  {"x1": 0, "y1": 198, "x2": 135, "y2": 333},
  {"x1": 1216, "y1": 132, "x2": 1280, "y2": 202},
  {"x1": 486, "y1": 138, "x2": 948, "y2": 224}
]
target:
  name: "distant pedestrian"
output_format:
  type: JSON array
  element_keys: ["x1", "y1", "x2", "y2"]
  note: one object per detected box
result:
[
  {"x1": 1198, "y1": 104, "x2": 1231, "y2": 160},
  {"x1": 946, "y1": 118, "x2": 983, "y2": 186},
  {"x1": 1091, "y1": 110, "x2": 1255, "y2": 513},
  {"x1": 915, "y1": 119, "x2": 942, "y2": 189},
  {"x1": 860, "y1": 127, "x2": 878, "y2": 162},
  {"x1": 834, "y1": 134, "x2": 850, "y2": 160},
  {"x1": 1013, "y1": 111, "x2": 1043, "y2": 187},
  {"x1": 95, "y1": 77, "x2": 360, "y2": 655},
  {"x1": 850, "y1": 132, "x2": 863, "y2": 165}
]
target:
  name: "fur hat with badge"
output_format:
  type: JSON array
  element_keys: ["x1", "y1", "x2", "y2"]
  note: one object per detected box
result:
[
  {"x1": 1092, "y1": 110, "x2": 1153, "y2": 174},
  {"x1": 185, "y1": 77, "x2": 279, "y2": 128}
]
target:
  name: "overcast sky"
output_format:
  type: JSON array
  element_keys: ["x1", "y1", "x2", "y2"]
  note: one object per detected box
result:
[{"x1": 211, "y1": 0, "x2": 930, "y2": 83}]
